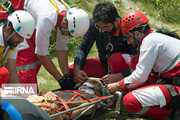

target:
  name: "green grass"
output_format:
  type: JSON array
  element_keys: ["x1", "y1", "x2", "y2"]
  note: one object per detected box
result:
[
  {"x1": 38, "y1": 44, "x2": 98, "y2": 91},
  {"x1": 37, "y1": 58, "x2": 60, "y2": 91},
  {"x1": 132, "y1": 0, "x2": 180, "y2": 35},
  {"x1": 37, "y1": 0, "x2": 179, "y2": 119}
]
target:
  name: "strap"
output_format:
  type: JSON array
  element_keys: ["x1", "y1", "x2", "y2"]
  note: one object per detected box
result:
[
  {"x1": 24, "y1": 0, "x2": 30, "y2": 10},
  {"x1": 1, "y1": 46, "x2": 16, "y2": 66},
  {"x1": 49, "y1": 0, "x2": 59, "y2": 14},
  {"x1": 3, "y1": 48, "x2": 11, "y2": 63},
  {"x1": 1, "y1": 46, "x2": 10, "y2": 66},
  {"x1": 0, "y1": 97, "x2": 2, "y2": 108},
  {"x1": 0, "y1": 0, "x2": 14, "y2": 14},
  {"x1": 49, "y1": 0, "x2": 69, "y2": 14},
  {"x1": 0, "y1": 46, "x2": 3, "y2": 65},
  {"x1": 38, "y1": 104, "x2": 63, "y2": 112},
  {"x1": 164, "y1": 84, "x2": 178, "y2": 97},
  {"x1": 57, "y1": 92, "x2": 79, "y2": 112},
  {"x1": 56, "y1": 95, "x2": 70, "y2": 111},
  {"x1": 164, "y1": 52, "x2": 180, "y2": 72},
  {"x1": 59, "y1": 0, "x2": 69, "y2": 10},
  {"x1": 55, "y1": 95, "x2": 72, "y2": 116}
]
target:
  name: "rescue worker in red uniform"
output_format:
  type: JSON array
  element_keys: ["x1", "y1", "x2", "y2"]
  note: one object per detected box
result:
[
  {"x1": 0, "y1": 0, "x2": 90, "y2": 90},
  {"x1": 105, "y1": 11, "x2": 180, "y2": 120},
  {"x1": 0, "y1": 10, "x2": 35, "y2": 87}
]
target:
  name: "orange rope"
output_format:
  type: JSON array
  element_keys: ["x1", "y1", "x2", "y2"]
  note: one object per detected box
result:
[{"x1": 38, "y1": 90, "x2": 112, "y2": 117}]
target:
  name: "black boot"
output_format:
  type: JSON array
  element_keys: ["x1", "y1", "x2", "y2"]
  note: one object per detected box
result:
[{"x1": 169, "y1": 108, "x2": 180, "y2": 120}]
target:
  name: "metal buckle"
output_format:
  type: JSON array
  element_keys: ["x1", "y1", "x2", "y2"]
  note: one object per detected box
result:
[
  {"x1": 106, "y1": 43, "x2": 113, "y2": 52},
  {"x1": 173, "y1": 77, "x2": 180, "y2": 85},
  {"x1": 157, "y1": 78, "x2": 164, "y2": 84},
  {"x1": 4, "y1": 1, "x2": 11, "y2": 10}
]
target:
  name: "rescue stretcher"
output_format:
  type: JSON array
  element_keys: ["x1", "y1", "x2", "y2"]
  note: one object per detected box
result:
[
  {"x1": 35, "y1": 78, "x2": 122, "y2": 120},
  {"x1": 49, "y1": 92, "x2": 118, "y2": 120}
]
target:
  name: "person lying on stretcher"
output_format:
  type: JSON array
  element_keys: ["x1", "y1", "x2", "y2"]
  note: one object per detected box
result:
[
  {"x1": 0, "y1": 78, "x2": 112, "y2": 120},
  {"x1": 26, "y1": 78, "x2": 112, "y2": 120}
]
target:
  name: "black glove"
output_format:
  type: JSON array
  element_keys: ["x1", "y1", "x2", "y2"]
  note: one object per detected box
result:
[{"x1": 58, "y1": 73, "x2": 76, "y2": 90}]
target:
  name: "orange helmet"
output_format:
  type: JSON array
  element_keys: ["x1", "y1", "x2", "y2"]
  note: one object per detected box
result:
[{"x1": 121, "y1": 11, "x2": 149, "y2": 35}]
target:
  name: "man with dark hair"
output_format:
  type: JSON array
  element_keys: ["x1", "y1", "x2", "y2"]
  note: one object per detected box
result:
[
  {"x1": 93, "y1": 1, "x2": 118, "y2": 23},
  {"x1": 0, "y1": 10, "x2": 35, "y2": 86},
  {"x1": 106, "y1": 11, "x2": 180, "y2": 120},
  {"x1": 0, "y1": 10, "x2": 49, "y2": 120},
  {"x1": 69, "y1": 1, "x2": 136, "y2": 84},
  {"x1": 0, "y1": 0, "x2": 90, "y2": 90}
]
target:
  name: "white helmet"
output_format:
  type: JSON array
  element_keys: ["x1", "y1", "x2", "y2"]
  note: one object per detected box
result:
[
  {"x1": 8, "y1": 10, "x2": 35, "y2": 39},
  {"x1": 66, "y1": 8, "x2": 90, "y2": 38}
]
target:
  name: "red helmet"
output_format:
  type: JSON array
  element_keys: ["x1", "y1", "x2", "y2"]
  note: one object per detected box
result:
[{"x1": 121, "y1": 11, "x2": 149, "y2": 35}]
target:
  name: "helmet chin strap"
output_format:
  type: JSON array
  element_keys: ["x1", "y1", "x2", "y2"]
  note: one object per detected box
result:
[
  {"x1": 128, "y1": 31, "x2": 141, "y2": 54},
  {"x1": 4, "y1": 21, "x2": 16, "y2": 48},
  {"x1": 5, "y1": 30, "x2": 16, "y2": 48},
  {"x1": 128, "y1": 24, "x2": 146, "y2": 54},
  {"x1": 5, "y1": 30, "x2": 15, "y2": 42}
]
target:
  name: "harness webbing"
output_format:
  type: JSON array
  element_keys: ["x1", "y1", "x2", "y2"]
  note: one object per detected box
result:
[
  {"x1": 38, "y1": 104, "x2": 67, "y2": 115},
  {"x1": 164, "y1": 84, "x2": 178, "y2": 97},
  {"x1": 38, "y1": 90, "x2": 111, "y2": 117},
  {"x1": 56, "y1": 95, "x2": 71, "y2": 112},
  {"x1": 49, "y1": 0, "x2": 69, "y2": 14},
  {"x1": 0, "y1": 46, "x2": 16, "y2": 66},
  {"x1": 56, "y1": 90, "x2": 93, "y2": 113},
  {"x1": 0, "y1": 0, "x2": 14, "y2": 14}
]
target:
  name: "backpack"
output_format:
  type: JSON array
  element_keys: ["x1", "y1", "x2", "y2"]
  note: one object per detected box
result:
[{"x1": 156, "y1": 28, "x2": 180, "y2": 40}]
